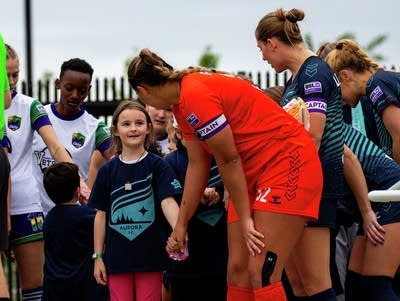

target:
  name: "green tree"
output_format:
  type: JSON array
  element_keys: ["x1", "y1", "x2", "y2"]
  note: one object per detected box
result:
[
  {"x1": 198, "y1": 45, "x2": 220, "y2": 68},
  {"x1": 40, "y1": 70, "x2": 54, "y2": 83},
  {"x1": 304, "y1": 32, "x2": 388, "y2": 62}
]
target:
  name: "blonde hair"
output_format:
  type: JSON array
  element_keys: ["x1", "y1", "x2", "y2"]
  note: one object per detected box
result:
[
  {"x1": 325, "y1": 39, "x2": 383, "y2": 77},
  {"x1": 255, "y1": 8, "x2": 304, "y2": 46},
  {"x1": 5, "y1": 44, "x2": 18, "y2": 60},
  {"x1": 111, "y1": 100, "x2": 155, "y2": 154}
]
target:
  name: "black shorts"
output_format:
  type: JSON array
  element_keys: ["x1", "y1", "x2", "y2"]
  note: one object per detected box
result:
[
  {"x1": 0, "y1": 148, "x2": 10, "y2": 250},
  {"x1": 357, "y1": 201, "x2": 400, "y2": 235},
  {"x1": 307, "y1": 197, "x2": 337, "y2": 228}
]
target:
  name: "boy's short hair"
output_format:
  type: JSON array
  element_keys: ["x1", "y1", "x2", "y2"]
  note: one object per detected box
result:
[
  {"x1": 43, "y1": 162, "x2": 80, "y2": 205},
  {"x1": 59, "y1": 58, "x2": 94, "y2": 79}
]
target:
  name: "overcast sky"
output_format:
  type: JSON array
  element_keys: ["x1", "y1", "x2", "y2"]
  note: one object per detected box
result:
[{"x1": 2, "y1": 0, "x2": 399, "y2": 83}]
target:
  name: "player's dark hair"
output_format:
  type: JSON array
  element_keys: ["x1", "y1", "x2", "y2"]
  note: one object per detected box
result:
[{"x1": 59, "y1": 58, "x2": 94, "y2": 79}]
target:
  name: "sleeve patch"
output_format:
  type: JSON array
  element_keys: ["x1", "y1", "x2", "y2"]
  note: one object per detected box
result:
[
  {"x1": 195, "y1": 114, "x2": 227, "y2": 140},
  {"x1": 370, "y1": 86, "x2": 383, "y2": 104},
  {"x1": 186, "y1": 113, "x2": 200, "y2": 127},
  {"x1": 304, "y1": 81, "x2": 322, "y2": 95}
]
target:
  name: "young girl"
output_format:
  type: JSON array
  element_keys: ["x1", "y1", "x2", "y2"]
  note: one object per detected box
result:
[
  {"x1": 127, "y1": 48, "x2": 323, "y2": 301},
  {"x1": 89, "y1": 100, "x2": 182, "y2": 301}
]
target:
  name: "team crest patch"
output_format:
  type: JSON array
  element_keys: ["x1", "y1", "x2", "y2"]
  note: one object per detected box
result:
[
  {"x1": 186, "y1": 113, "x2": 200, "y2": 127},
  {"x1": 370, "y1": 86, "x2": 383, "y2": 104},
  {"x1": 305, "y1": 63, "x2": 318, "y2": 77},
  {"x1": 304, "y1": 81, "x2": 322, "y2": 95},
  {"x1": 72, "y1": 132, "x2": 86, "y2": 148},
  {"x1": 7, "y1": 115, "x2": 22, "y2": 131}
]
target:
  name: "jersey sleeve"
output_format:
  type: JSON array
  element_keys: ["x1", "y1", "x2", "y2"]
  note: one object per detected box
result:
[
  {"x1": 175, "y1": 76, "x2": 228, "y2": 141},
  {"x1": 88, "y1": 163, "x2": 110, "y2": 211},
  {"x1": 296, "y1": 61, "x2": 336, "y2": 115},
  {"x1": 94, "y1": 120, "x2": 112, "y2": 153},
  {"x1": 366, "y1": 73, "x2": 400, "y2": 114},
  {"x1": 30, "y1": 99, "x2": 52, "y2": 131},
  {"x1": 153, "y1": 158, "x2": 182, "y2": 202}
]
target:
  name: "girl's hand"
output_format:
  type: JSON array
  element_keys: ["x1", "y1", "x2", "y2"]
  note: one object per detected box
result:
[
  {"x1": 241, "y1": 217, "x2": 265, "y2": 256},
  {"x1": 94, "y1": 259, "x2": 107, "y2": 285},
  {"x1": 362, "y1": 210, "x2": 385, "y2": 246}
]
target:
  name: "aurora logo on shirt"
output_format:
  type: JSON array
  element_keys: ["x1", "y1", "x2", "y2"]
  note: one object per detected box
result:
[
  {"x1": 195, "y1": 114, "x2": 228, "y2": 140},
  {"x1": 110, "y1": 174, "x2": 155, "y2": 241},
  {"x1": 72, "y1": 132, "x2": 86, "y2": 148},
  {"x1": 7, "y1": 115, "x2": 22, "y2": 131}
]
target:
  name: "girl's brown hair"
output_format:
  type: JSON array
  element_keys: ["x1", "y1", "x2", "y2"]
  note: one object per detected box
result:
[
  {"x1": 255, "y1": 8, "x2": 305, "y2": 46},
  {"x1": 111, "y1": 100, "x2": 155, "y2": 154}
]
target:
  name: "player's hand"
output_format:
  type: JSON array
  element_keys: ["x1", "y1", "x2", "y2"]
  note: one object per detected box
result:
[
  {"x1": 241, "y1": 217, "x2": 264, "y2": 256},
  {"x1": 94, "y1": 259, "x2": 107, "y2": 285},
  {"x1": 166, "y1": 224, "x2": 187, "y2": 254},
  {"x1": 362, "y1": 210, "x2": 385, "y2": 246}
]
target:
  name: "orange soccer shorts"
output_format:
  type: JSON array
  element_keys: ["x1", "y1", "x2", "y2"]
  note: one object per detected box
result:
[{"x1": 227, "y1": 141, "x2": 323, "y2": 223}]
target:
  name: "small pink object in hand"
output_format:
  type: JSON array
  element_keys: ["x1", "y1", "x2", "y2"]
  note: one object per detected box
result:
[{"x1": 169, "y1": 245, "x2": 189, "y2": 261}]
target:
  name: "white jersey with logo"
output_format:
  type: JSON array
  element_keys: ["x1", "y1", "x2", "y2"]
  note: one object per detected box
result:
[
  {"x1": 32, "y1": 104, "x2": 111, "y2": 214},
  {"x1": 5, "y1": 93, "x2": 50, "y2": 214}
]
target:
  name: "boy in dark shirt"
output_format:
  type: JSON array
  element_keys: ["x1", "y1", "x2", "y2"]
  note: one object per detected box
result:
[{"x1": 42, "y1": 162, "x2": 108, "y2": 301}]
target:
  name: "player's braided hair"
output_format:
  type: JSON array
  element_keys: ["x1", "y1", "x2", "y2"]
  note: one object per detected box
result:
[
  {"x1": 326, "y1": 39, "x2": 383, "y2": 75},
  {"x1": 127, "y1": 48, "x2": 251, "y2": 89},
  {"x1": 255, "y1": 8, "x2": 304, "y2": 47}
]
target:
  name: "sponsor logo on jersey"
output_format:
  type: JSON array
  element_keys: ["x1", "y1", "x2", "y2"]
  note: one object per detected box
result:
[
  {"x1": 7, "y1": 115, "x2": 21, "y2": 131},
  {"x1": 304, "y1": 81, "x2": 322, "y2": 95},
  {"x1": 186, "y1": 113, "x2": 200, "y2": 127},
  {"x1": 370, "y1": 86, "x2": 383, "y2": 104},
  {"x1": 195, "y1": 114, "x2": 227, "y2": 140},
  {"x1": 36, "y1": 103, "x2": 47, "y2": 114},
  {"x1": 34, "y1": 147, "x2": 72, "y2": 173},
  {"x1": 72, "y1": 132, "x2": 86, "y2": 148}
]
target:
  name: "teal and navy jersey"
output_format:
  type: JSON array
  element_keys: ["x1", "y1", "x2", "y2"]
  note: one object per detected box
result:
[
  {"x1": 343, "y1": 97, "x2": 380, "y2": 147},
  {"x1": 281, "y1": 56, "x2": 344, "y2": 199},
  {"x1": 88, "y1": 152, "x2": 182, "y2": 274},
  {"x1": 365, "y1": 70, "x2": 400, "y2": 157},
  {"x1": 343, "y1": 123, "x2": 400, "y2": 211}
]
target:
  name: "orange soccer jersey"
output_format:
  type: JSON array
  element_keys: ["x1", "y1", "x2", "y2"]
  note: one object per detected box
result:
[{"x1": 172, "y1": 72, "x2": 322, "y2": 221}]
